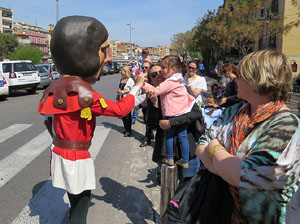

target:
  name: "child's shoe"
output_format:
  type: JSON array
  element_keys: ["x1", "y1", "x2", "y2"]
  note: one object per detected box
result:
[
  {"x1": 162, "y1": 158, "x2": 174, "y2": 166},
  {"x1": 176, "y1": 160, "x2": 189, "y2": 168}
]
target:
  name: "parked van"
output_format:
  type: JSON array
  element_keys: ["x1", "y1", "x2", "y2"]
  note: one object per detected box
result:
[
  {"x1": 35, "y1": 63, "x2": 60, "y2": 80},
  {"x1": 0, "y1": 60, "x2": 40, "y2": 94}
]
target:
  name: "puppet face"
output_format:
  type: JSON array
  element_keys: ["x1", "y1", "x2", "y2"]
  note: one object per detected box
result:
[{"x1": 96, "y1": 40, "x2": 112, "y2": 80}]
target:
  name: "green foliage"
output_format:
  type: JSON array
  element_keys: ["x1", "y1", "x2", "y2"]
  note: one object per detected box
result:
[
  {"x1": 170, "y1": 32, "x2": 191, "y2": 60},
  {"x1": 9, "y1": 46, "x2": 44, "y2": 64},
  {"x1": 192, "y1": 11, "x2": 222, "y2": 70},
  {"x1": 0, "y1": 33, "x2": 19, "y2": 60},
  {"x1": 170, "y1": 0, "x2": 300, "y2": 67},
  {"x1": 206, "y1": 0, "x2": 275, "y2": 57}
]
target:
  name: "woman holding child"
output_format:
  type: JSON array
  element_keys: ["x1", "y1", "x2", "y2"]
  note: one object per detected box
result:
[{"x1": 196, "y1": 50, "x2": 300, "y2": 223}]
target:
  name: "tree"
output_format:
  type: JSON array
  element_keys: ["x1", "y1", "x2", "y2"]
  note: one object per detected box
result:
[
  {"x1": 192, "y1": 11, "x2": 223, "y2": 72},
  {"x1": 9, "y1": 46, "x2": 44, "y2": 64},
  {"x1": 0, "y1": 33, "x2": 19, "y2": 60},
  {"x1": 170, "y1": 31, "x2": 193, "y2": 61},
  {"x1": 205, "y1": 0, "x2": 300, "y2": 58}
]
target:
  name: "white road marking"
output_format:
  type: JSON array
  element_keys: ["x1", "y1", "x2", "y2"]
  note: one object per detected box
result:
[
  {"x1": 11, "y1": 126, "x2": 111, "y2": 224},
  {"x1": 0, "y1": 124, "x2": 32, "y2": 143},
  {"x1": 90, "y1": 125, "x2": 111, "y2": 160},
  {"x1": 0, "y1": 130, "x2": 52, "y2": 188}
]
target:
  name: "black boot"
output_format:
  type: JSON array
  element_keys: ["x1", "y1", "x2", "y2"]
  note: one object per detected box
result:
[{"x1": 139, "y1": 138, "x2": 151, "y2": 147}]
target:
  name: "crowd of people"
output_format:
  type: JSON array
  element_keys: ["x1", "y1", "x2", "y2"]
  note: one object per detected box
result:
[
  {"x1": 117, "y1": 50, "x2": 300, "y2": 223},
  {"x1": 41, "y1": 15, "x2": 300, "y2": 224}
]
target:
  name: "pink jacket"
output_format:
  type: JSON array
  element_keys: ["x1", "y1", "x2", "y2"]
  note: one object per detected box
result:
[{"x1": 143, "y1": 73, "x2": 194, "y2": 117}]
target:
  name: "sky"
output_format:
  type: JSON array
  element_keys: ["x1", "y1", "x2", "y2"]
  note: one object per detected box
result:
[{"x1": 0, "y1": 0, "x2": 223, "y2": 47}]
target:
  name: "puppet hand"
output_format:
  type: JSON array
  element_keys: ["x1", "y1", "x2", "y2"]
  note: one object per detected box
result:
[{"x1": 81, "y1": 107, "x2": 92, "y2": 121}]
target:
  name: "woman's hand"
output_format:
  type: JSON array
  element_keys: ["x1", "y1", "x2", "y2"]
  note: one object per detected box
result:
[
  {"x1": 117, "y1": 89, "x2": 123, "y2": 95},
  {"x1": 220, "y1": 97, "x2": 227, "y2": 105},
  {"x1": 159, "y1": 119, "x2": 170, "y2": 130}
]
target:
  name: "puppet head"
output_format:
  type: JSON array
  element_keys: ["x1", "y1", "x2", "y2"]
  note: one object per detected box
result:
[{"x1": 50, "y1": 16, "x2": 110, "y2": 77}]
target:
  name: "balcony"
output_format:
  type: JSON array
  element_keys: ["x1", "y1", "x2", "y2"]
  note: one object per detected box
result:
[{"x1": 18, "y1": 39, "x2": 31, "y2": 45}]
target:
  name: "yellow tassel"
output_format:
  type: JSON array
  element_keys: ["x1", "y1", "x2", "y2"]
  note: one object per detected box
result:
[
  {"x1": 80, "y1": 107, "x2": 92, "y2": 121},
  {"x1": 99, "y1": 98, "x2": 107, "y2": 108}
]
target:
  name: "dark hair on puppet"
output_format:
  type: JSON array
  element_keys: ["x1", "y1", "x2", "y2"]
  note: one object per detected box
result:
[{"x1": 50, "y1": 16, "x2": 108, "y2": 77}]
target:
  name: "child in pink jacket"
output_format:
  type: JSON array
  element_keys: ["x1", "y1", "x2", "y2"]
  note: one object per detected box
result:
[{"x1": 143, "y1": 55, "x2": 194, "y2": 168}]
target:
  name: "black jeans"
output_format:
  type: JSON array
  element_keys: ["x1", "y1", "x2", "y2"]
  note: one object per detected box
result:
[
  {"x1": 122, "y1": 111, "x2": 132, "y2": 132},
  {"x1": 142, "y1": 106, "x2": 152, "y2": 141}
]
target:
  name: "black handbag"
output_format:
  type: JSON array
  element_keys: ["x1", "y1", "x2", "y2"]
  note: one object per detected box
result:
[{"x1": 161, "y1": 170, "x2": 234, "y2": 224}]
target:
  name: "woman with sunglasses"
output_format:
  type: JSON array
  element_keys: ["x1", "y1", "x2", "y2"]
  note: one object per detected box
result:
[
  {"x1": 147, "y1": 64, "x2": 204, "y2": 183},
  {"x1": 184, "y1": 60, "x2": 207, "y2": 108}
]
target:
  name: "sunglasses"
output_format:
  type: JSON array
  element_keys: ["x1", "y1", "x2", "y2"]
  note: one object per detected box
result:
[
  {"x1": 150, "y1": 70, "x2": 161, "y2": 78},
  {"x1": 188, "y1": 66, "x2": 197, "y2": 70},
  {"x1": 142, "y1": 66, "x2": 149, "y2": 70}
]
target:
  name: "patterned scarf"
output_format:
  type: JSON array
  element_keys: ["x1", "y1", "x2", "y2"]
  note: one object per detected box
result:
[{"x1": 229, "y1": 100, "x2": 285, "y2": 224}]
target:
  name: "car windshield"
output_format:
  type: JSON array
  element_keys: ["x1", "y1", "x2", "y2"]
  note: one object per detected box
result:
[
  {"x1": 13, "y1": 63, "x2": 36, "y2": 72},
  {"x1": 37, "y1": 66, "x2": 48, "y2": 73}
]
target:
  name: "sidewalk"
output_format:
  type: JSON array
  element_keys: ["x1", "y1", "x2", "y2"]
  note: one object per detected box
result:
[{"x1": 86, "y1": 118, "x2": 161, "y2": 224}]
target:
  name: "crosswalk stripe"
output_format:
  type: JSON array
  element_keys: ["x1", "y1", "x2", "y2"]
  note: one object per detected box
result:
[
  {"x1": 11, "y1": 126, "x2": 111, "y2": 224},
  {"x1": 0, "y1": 124, "x2": 32, "y2": 143},
  {"x1": 89, "y1": 125, "x2": 111, "y2": 160},
  {"x1": 0, "y1": 130, "x2": 52, "y2": 188}
]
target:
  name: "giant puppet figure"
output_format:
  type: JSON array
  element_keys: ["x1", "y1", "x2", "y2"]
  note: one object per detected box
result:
[{"x1": 38, "y1": 16, "x2": 144, "y2": 223}]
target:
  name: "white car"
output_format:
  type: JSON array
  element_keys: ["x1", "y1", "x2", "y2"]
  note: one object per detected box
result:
[
  {"x1": 0, "y1": 60, "x2": 40, "y2": 94},
  {"x1": 0, "y1": 73, "x2": 8, "y2": 100}
]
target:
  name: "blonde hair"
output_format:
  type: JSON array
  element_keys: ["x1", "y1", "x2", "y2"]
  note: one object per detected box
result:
[
  {"x1": 238, "y1": 50, "x2": 292, "y2": 101},
  {"x1": 121, "y1": 65, "x2": 131, "y2": 78}
]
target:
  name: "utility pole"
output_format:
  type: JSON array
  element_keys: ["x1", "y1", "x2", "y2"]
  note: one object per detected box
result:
[
  {"x1": 56, "y1": 0, "x2": 59, "y2": 23},
  {"x1": 126, "y1": 20, "x2": 134, "y2": 60}
]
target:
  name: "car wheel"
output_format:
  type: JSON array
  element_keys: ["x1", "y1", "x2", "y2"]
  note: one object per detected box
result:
[
  {"x1": 0, "y1": 95, "x2": 7, "y2": 101},
  {"x1": 26, "y1": 87, "x2": 37, "y2": 94}
]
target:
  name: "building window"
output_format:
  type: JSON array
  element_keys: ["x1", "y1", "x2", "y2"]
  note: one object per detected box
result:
[
  {"x1": 268, "y1": 35, "x2": 276, "y2": 48},
  {"x1": 292, "y1": 62, "x2": 298, "y2": 73},
  {"x1": 2, "y1": 11, "x2": 12, "y2": 18},
  {"x1": 258, "y1": 37, "x2": 263, "y2": 50},
  {"x1": 3, "y1": 29, "x2": 12, "y2": 34},
  {"x1": 271, "y1": 0, "x2": 278, "y2": 14},
  {"x1": 2, "y1": 20, "x2": 12, "y2": 27},
  {"x1": 34, "y1": 37, "x2": 37, "y2": 43}
]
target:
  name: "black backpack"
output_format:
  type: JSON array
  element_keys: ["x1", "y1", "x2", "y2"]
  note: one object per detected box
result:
[{"x1": 161, "y1": 170, "x2": 234, "y2": 224}]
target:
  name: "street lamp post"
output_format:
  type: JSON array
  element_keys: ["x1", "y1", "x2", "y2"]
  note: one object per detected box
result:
[
  {"x1": 126, "y1": 20, "x2": 134, "y2": 60},
  {"x1": 56, "y1": 0, "x2": 59, "y2": 23}
]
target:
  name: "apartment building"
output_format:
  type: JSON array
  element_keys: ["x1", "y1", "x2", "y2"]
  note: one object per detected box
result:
[
  {"x1": 252, "y1": 0, "x2": 300, "y2": 77},
  {"x1": 0, "y1": 7, "x2": 13, "y2": 34},
  {"x1": 13, "y1": 21, "x2": 49, "y2": 54}
]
